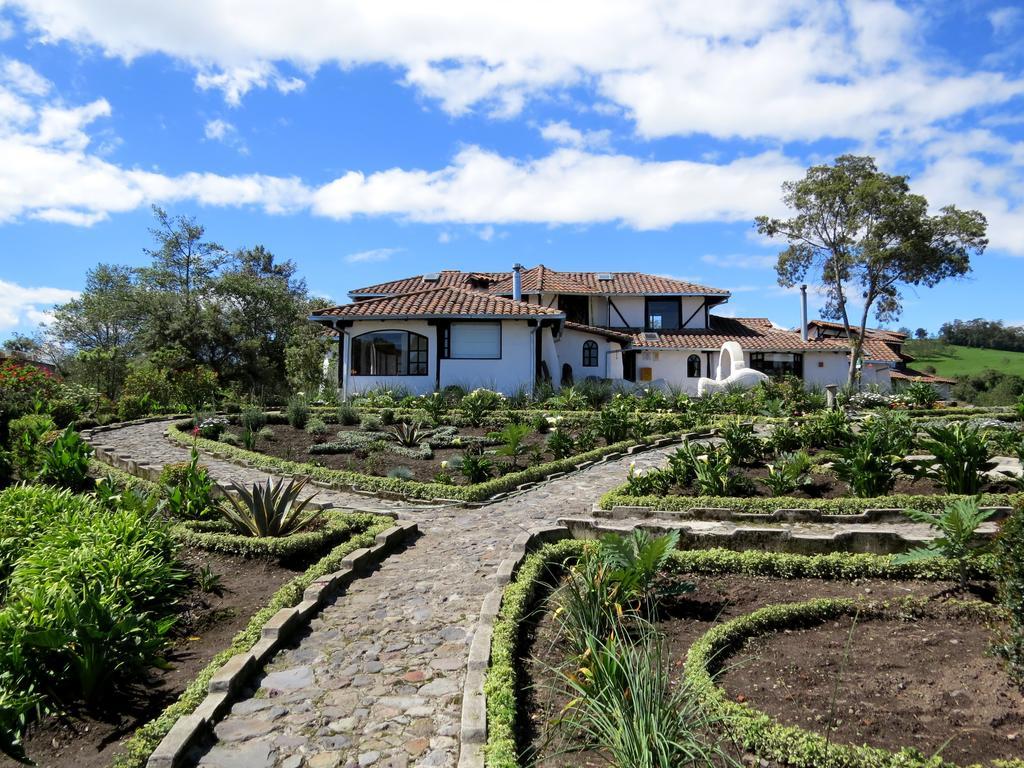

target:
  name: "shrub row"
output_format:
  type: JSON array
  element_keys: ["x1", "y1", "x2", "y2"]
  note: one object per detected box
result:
[
  {"x1": 483, "y1": 540, "x2": 996, "y2": 768},
  {"x1": 171, "y1": 512, "x2": 379, "y2": 559},
  {"x1": 599, "y1": 487, "x2": 1022, "y2": 515},
  {"x1": 169, "y1": 421, "x2": 681, "y2": 502},
  {"x1": 111, "y1": 512, "x2": 396, "y2": 768},
  {"x1": 683, "y1": 597, "x2": 1017, "y2": 768}
]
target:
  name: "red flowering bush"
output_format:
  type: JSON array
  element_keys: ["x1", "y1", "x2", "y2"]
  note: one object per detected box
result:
[{"x1": 0, "y1": 360, "x2": 60, "y2": 423}]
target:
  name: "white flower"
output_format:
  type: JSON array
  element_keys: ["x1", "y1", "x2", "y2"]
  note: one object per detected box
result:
[
  {"x1": 440, "y1": 460, "x2": 449, "y2": 469},
  {"x1": 629, "y1": 461, "x2": 636, "y2": 470}
]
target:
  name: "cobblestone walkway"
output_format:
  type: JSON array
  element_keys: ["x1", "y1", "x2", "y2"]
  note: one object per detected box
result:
[{"x1": 87, "y1": 421, "x2": 671, "y2": 768}]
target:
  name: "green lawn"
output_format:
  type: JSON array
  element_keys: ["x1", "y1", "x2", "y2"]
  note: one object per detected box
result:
[{"x1": 904, "y1": 341, "x2": 1024, "y2": 378}]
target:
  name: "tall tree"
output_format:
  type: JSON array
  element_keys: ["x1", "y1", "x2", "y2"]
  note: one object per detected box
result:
[
  {"x1": 140, "y1": 206, "x2": 226, "y2": 304},
  {"x1": 756, "y1": 155, "x2": 987, "y2": 386}
]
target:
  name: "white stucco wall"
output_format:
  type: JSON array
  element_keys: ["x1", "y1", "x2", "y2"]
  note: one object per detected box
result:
[
  {"x1": 803, "y1": 351, "x2": 850, "y2": 389},
  {"x1": 439, "y1": 321, "x2": 538, "y2": 394},
  {"x1": 554, "y1": 327, "x2": 621, "y2": 381}
]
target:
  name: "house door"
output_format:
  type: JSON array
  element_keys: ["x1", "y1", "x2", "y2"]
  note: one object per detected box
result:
[{"x1": 622, "y1": 351, "x2": 637, "y2": 382}]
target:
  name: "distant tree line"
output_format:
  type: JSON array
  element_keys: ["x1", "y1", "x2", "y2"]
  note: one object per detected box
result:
[{"x1": 939, "y1": 318, "x2": 1024, "y2": 353}]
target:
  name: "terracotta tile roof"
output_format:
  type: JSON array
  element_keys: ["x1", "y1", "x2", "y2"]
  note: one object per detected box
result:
[
  {"x1": 624, "y1": 317, "x2": 904, "y2": 362},
  {"x1": 311, "y1": 287, "x2": 564, "y2": 321},
  {"x1": 561, "y1": 321, "x2": 633, "y2": 343},
  {"x1": 348, "y1": 270, "x2": 507, "y2": 296},
  {"x1": 807, "y1": 320, "x2": 908, "y2": 341},
  {"x1": 490, "y1": 265, "x2": 729, "y2": 296},
  {"x1": 889, "y1": 368, "x2": 957, "y2": 384},
  {"x1": 351, "y1": 265, "x2": 729, "y2": 299}
]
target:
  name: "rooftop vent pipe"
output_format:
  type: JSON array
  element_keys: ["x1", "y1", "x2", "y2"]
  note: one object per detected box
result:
[
  {"x1": 512, "y1": 263, "x2": 523, "y2": 302},
  {"x1": 800, "y1": 284, "x2": 808, "y2": 341}
]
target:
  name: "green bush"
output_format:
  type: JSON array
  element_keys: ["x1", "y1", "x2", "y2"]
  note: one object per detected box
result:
[
  {"x1": 240, "y1": 405, "x2": 266, "y2": 433},
  {"x1": 8, "y1": 413, "x2": 55, "y2": 478},
  {"x1": 996, "y1": 505, "x2": 1024, "y2": 683},
  {"x1": 286, "y1": 395, "x2": 309, "y2": 429},
  {"x1": 911, "y1": 423, "x2": 995, "y2": 495},
  {"x1": 158, "y1": 448, "x2": 215, "y2": 519},
  {"x1": 459, "y1": 452, "x2": 494, "y2": 483},
  {"x1": 902, "y1": 381, "x2": 940, "y2": 408},
  {"x1": 461, "y1": 388, "x2": 503, "y2": 427},
  {"x1": 36, "y1": 426, "x2": 94, "y2": 491},
  {"x1": 760, "y1": 450, "x2": 812, "y2": 496},
  {"x1": 718, "y1": 418, "x2": 762, "y2": 465},
  {"x1": 832, "y1": 430, "x2": 900, "y2": 497},
  {"x1": 305, "y1": 416, "x2": 329, "y2": 436},
  {"x1": 0, "y1": 485, "x2": 183, "y2": 757},
  {"x1": 895, "y1": 498, "x2": 995, "y2": 589},
  {"x1": 337, "y1": 402, "x2": 360, "y2": 426}
]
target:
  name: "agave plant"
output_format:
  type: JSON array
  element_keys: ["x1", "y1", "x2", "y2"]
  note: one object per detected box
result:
[
  {"x1": 218, "y1": 477, "x2": 322, "y2": 537},
  {"x1": 387, "y1": 420, "x2": 426, "y2": 448}
]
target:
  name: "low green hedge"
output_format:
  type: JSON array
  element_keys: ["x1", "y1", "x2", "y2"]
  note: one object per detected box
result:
[
  {"x1": 684, "y1": 597, "x2": 1020, "y2": 768},
  {"x1": 600, "y1": 487, "x2": 1022, "y2": 515},
  {"x1": 111, "y1": 512, "x2": 395, "y2": 768},
  {"x1": 169, "y1": 421, "x2": 681, "y2": 502},
  {"x1": 171, "y1": 512, "x2": 379, "y2": 559},
  {"x1": 483, "y1": 541, "x2": 997, "y2": 768}
]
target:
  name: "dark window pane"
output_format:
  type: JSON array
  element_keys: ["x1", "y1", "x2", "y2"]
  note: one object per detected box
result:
[
  {"x1": 646, "y1": 299, "x2": 680, "y2": 330},
  {"x1": 749, "y1": 352, "x2": 803, "y2": 379},
  {"x1": 687, "y1": 354, "x2": 701, "y2": 377},
  {"x1": 351, "y1": 331, "x2": 429, "y2": 376},
  {"x1": 582, "y1": 340, "x2": 598, "y2": 367}
]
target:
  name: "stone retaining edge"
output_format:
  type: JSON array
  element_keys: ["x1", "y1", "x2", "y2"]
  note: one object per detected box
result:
[
  {"x1": 144, "y1": 520, "x2": 419, "y2": 768},
  {"x1": 457, "y1": 525, "x2": 570, "y2": 768}
]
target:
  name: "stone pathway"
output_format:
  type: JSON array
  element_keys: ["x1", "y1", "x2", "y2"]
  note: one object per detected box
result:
[{"x1": 86, "y1": 421, "x2": 671, "y2": 768}]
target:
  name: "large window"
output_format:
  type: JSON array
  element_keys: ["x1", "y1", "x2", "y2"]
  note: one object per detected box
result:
[
  {"x1": 645, "y1": 298, "x2": 681, "y2": 331},
  {"x1": 351, "y1": 330, "x2": 429, "y2": 376},
  {"x1": 687, "y1": 354, "x2": 701, "y2": 378},
  {"x1": 450, "y1": 322, "x2": 501, "y2": 359},
  {"x1": 582, "y1": 340, "x2": 599, "y2": 367},
  {"x1": 749, "y1": 352, "x2": 803, "y2": 378}
]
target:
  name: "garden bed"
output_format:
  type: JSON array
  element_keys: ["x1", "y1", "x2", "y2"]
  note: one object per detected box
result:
[
  {"x1": 490, "y1": 540, "x2": 1020, "y2": 768},
  {"x1": 15, "y1": 546, "x2": 302, "y2": 768}
]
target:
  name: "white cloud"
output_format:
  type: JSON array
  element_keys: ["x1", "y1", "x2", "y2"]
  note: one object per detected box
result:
[
  {"x1": 0, "y1": 279, "x2": 78, "y2": 331},
  {"x1": 5, "y1": 0, "x2": 1021, "y2": 144},
  {"x1": 344, "y1": 247, "x2": 401, "y2": 264},
  {"x1": 539, "y1": 120, "x2": 611, "y2": 151},
  {"x1": 988, "y1": 7, "x2": 1022, "y2": 36},
  {"x1": 203, "y1": 117, "x2": 248, "y2": 153},
  {"x1": 437, "y1": 231, "x2": 452, "y2": 244},
  {"x1": 477, "y1": 224, "x2": 495, "y2": 241},
  {"x1": 701, "y1": 253, "x2": 777, "y2": 270},
  {"x1": 1, "y1": 58, "x2": 50, "y2": 95},
  {"x1": 0, "y1": 18, "x2": 13, "y2": 40}
]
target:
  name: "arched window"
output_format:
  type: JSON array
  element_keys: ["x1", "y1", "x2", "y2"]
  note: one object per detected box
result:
[
  {"x1": 687, "y1": 354, "x2": 701, "y2": 378},
  {"x1": 351, "y1": 330, "x2": 429, "y2": 376},
  {"x1": 582, "y1": 340, "x2": 599, "y2": 367}
]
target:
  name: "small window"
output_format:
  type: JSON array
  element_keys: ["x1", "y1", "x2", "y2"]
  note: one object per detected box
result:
[
  {"x1": 687, "y1": 354, "x2": 701, "y2": 378},
  {"x1": 450, "y1": 322, "x2": 501, "y2": 359},
  {"x1": 351, "y1": 330, "x2": 429, "y2": 376},
  {"x1": 582, "y1": 340, "x2": 599, "y2": 367}
]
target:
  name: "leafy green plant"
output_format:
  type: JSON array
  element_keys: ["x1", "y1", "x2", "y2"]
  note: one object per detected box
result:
[
  {"x1": 218, "y1": 477, "x2": 323, "y2": 538},
  {"x1": 894, "y1": 498, "x2": 994, "y2": 589},
  {"x1": 158, "y1": 448, "x2": 215, "y2": 519},
  {"x1": 460, "y1": 388, "x2": 503, "y2": 427},
  {"x1": 862, "y1": 410, "x2": 916, "y2": 456},
  {"x1": 798, "y1": 408, "x2": 852, "y2": 449},
  {"x1": 241, "y1": 426, "x2": 258, "y2": 451},
  {"x1": 667, "y1": 442, "x2": 700, "y2": 486},
  {"x1": 911, "y1": 423, "x2": 995, "y2": 494},
  {"x1": 305, "y1": 416, "x2": 329, "y2": 436},
  {"x1": 767, "y1": 420, "x2": 802, "y2": 455},
  {"x1": 8, "y1": 413, "x2": 55, "y2": 479},
  {"x1": 240, "y1": 405, "x2": 266, "y2": 433},
  {"x1": 692, "y1": 446, "x2": 744, "y2": 496},
  {"x1": 596, "y1": 398, "x2": 632, "y2": 443},
  {"x1": 387, "y1": 466, "x2": 415, "y2": 480},
  {"x1": 718, "y1": 418, "x2": 762, "y2": 465},
  {"x1": 996, "y1": 505, "x2": 1024, "y2": 683},
  {"x1": 832, "y1": 431, "x2": 901, "y2": 497},
  {"x1": 36, "y1": 425, "x2": 94, "y2": 491},
  {"x1": 195, "y1": 564, "x2": 222, "y2": 595},
  {"x1": 337, "y1": 402, "x2": 360, "y2": 426},
  {"x1": 546, "y1": 428, "x2": 575, "y2": 459},
  {"x1": 491, "y1": 423, "x2": 531, "y2": 469},
  {"x1": 624, "y1": 463, "x2": 673, "y2": 496},
  {"x1": 286, "y1": 395, "x2": 309, "y2": 429},
  {"x1": 902, "y1": 381, "x2": 940, "y2": 408},
  {"x1": 257, "y1": 426, "x2": 275, "y2": 441},
  {"x1": 388, "y1": 420, "x2": 426, "y2": 448},
  {"x1": 421, "y1": 392, "x2": 447, "y2": 424},
  {"x1": 458, "y1": 452, "x2": 494, "y2": 484},
  {"x1": 760, "y1": 450, "x2": 812, "y2": 496}
]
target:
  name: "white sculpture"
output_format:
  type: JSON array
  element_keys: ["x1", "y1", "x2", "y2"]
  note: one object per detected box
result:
[{"x1": 697, "y1": 341, "x2": 769, "y2": 396}]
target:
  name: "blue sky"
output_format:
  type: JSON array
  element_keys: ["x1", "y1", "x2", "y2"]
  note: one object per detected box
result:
[{"x1": 1, "y1": 0, "x2": 1023, "y2": 338}]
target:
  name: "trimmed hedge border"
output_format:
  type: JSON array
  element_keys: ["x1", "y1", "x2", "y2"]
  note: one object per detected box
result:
[
  {"x1": 483, "y1": 541, "x2": 1001, "y2": 768},
  {"x1": 111, "y1": 512, "x2": 403, "y2": 768},
  {"x1": 170, "y1": 512, "x2": 379, "y2": 559},
  {"x1": 684, "y1": 597, "x2": 1021, "y2": 768},
  {"x1": 167, "y1": 419, "x2": 690, "y2": 503},
  {"x1": 599, "y1": 488, "x2": 1023, "y2": 516}
]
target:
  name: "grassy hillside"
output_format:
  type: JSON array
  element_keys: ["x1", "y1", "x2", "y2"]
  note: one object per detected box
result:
[{"x1": 904, "y1": 340, "x2": 1024, "y2": 378}]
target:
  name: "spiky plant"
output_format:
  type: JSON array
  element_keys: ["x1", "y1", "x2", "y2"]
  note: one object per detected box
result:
[
  {"x1": 218, "y1": 477, "x2": 322, "y2": 537},
  {"x1": 387, "y1": 420, "x2": 426, "y2": 448},
  {"x1": 894, "y1": 498, "x2": 995, "y2": 589}
]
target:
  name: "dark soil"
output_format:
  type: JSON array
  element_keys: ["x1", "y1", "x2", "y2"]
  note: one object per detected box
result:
[
  {"x1": 229, "y1": 423, "x2": 555, "y2": 484},
  {"x1": 520, "y1": 573, "x2": 1018, "y2": 768},
  {"x1": 8, "y1": 548, "x2": 302, "y2": 768},
  {"x1": 721, "y1": 613, "x2": 1024, "y2": 764}
]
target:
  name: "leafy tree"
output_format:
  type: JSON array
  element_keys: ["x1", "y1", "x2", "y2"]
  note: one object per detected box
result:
[
  {"x1": 915, "y1": 327, "x2": 928, "y2": 340},
  {"x1": 756, "y1": 155, "x2": 987, "y2": 386},
  {"x1": 140, "y1": 206, "x2": 226, "y2": 305}
]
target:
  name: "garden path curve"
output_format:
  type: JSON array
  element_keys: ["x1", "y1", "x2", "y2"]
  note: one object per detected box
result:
[{"x1": 88, "y1": 421, "x2": 673, "y2": 768}]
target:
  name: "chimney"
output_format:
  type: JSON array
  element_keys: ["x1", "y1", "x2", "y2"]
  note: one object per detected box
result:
[
  {"x1": 800, "y1": 284, "x2": 808, "y2": 341},
  {"x1": 512, "y1": 263, "x2": 523, "y2": 302}
]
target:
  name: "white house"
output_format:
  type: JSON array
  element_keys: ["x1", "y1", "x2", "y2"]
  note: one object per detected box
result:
[{"x1": 309, "y1": 265, "x2": 947, "y2": 398}]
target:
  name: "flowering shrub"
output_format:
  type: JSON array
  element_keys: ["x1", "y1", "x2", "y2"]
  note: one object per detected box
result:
[
  {"x1": 845, "y1": 390, "x2": 893, "y2": 409},
  {"x1": 460, "y1": 388, "x2": 504, "y2": 427},
  {"x1": 0, "y1": 360, "x2": 59, "y2": 424}
]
